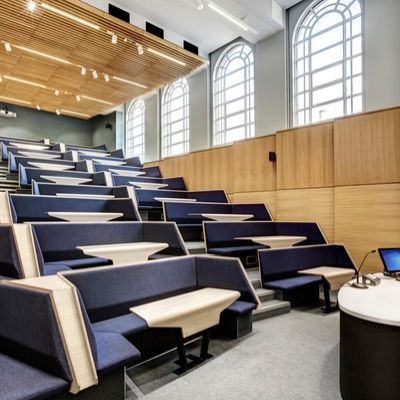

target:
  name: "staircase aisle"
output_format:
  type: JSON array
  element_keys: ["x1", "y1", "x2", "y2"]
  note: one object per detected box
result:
[
  {"x1": 185, "y1": 241, "x2": 291, "y2": 321},
  {"x1": 0, "y1": 163, "x2": 18, "y2": 192}
]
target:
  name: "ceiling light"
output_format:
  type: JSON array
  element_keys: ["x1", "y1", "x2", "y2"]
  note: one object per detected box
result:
[
  {"x1": 197, "y1": 0, "x2": 204, "y2": 10},
  {"x1": 36, "y1": 104, "x2": 41, "y2": 111},
  {"x1": 136, "y1": 44, "x2": 144, "y2": 55},
  {"x1": 61, "y1": 109, "x2": 91, "y2": 118},
  {"x1": 0, "y1": 75, "x2": 2, "y2": 82},
  {"x1": 41, "y1": 3, "x2": 100, "y2": 30},
  {"x1": 54, "y1": 89, "x2": 60, "y2": 96},
  {"x1": 111, "y1": 34, "x2": 118, "y2": 44},
  {"x1": 0, "y1": 95, "x2": 31, "y2": 105},
  {"x1": 81, "y1": 95, "x2": 113, "y2": 105},
  {"x1": 80, "y1": 66, "x2": 86, "y2": 75},
  {"x1": 207, "y1": 2, "x2": 258, "y2": 33},
  {"x1": 3, "y1": 75, "x2": 47, "y2": 89},
  {"x1": 76, "y1": 95, "x2": 81, "y2": 102},
  {"x1": 4, "y1": 42, "x2": 11, "y2": 52},
  {"x1": 104, "y1": 73, "x2": 110, "y2": 82},
  {"x1": 124, "y1": 38, "x2": 128, "y2": 43},
  {"x1": 112, "y1": 76, "x2": 148, "y2": 89},
  {"x1": 15, "y1": 45, "x2": 72, "y2": 65},
  {"x1": 56, "y1": 109, "x2": 61, "y2": 115},
  {"x1": 92, "y1": 70, "x2": 98, "y2": 79},
  {"x1": 147, "y1": 48, "x2": 186, "y2": 66},
  {"x1": 27, "y1": 0, "x2": 37, "y2": 12}
]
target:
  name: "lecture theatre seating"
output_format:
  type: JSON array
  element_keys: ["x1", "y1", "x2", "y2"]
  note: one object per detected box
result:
[
  {"x1": 62, "y1": 254, "x2": 259, "y2": 359},
  {"x1": 19, "y1": 166, "x2": 107, "y2": 188},
  {"x1": 1, "y1": 144, "x2": 64, "y2": 161},
  {"x1": 8, "y1": 194, "x2": 140, "y2": 223},
  {"x1": 0, "y1": 226, "x2": 22, "y2": 280},
  {"x1": 111, "y1": 174, "x2": 187, "y2": 190},
  {"x1": 8, "y1": 153, "x2": 79, "y2": 173},
  {"x1": 204, "y1": 221, "x2": 327, "y2": 266},
  {"x1": 134, "y1": 188, "x2": 229, "y2": 210},
  {"x1": 92, "y1": 163, "x2": 161, "y2": 177},
  {"x1": 32, "y1": 181, "x2": 131, "y2": 198},
  {"x1": 31, "y1": 222, "x2": 188, "y2": 275},
  {"x1": 259, "y1": 244, "x2": 356, "y2": 308}
]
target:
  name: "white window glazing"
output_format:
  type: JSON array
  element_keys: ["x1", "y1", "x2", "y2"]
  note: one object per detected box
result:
[{"x1": 293, "y1": 0, "x2": 363, "y2": 126}]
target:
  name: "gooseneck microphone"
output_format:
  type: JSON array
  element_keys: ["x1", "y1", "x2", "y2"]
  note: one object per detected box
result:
[{"x1": 351, "y1": 249, "x2": 376, "y2": 289}]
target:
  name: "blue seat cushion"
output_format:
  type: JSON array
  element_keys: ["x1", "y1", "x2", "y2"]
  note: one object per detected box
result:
[
  {"x1": 0, "y1": 275, "x2": 14, "y2": 281},
  {"x1": 264, "y1": 275, "x2": 323, "y2": 291},
  {"x1": 49, "y1": 257, "x2": 110, "y2": 270},
  {"x1": 0, "y1": 353, "x2": 69, "y2": 400},
  {"x1": 94, "y1": 331, "x2": 141, "y2": 375},
  {"x1": 208, "y1": 245, "x2": 265, "y2": 256},
  {"x1": 43, "y1": 264, "x2": 72, "y2": 276},
  {"x1": 92, "y1": 314, "x2": 148, "y2": 337},
  {"x1": 225, "y1": 300, "x2": 257, "y2": 315}
]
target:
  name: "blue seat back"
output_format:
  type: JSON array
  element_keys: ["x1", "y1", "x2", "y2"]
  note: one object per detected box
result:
[
  {"x1": 0, "y1": 284, "x2": 72, "y2": 381},
  {"x1": 63, "y1": 257, "x2": 198, "y2": 322},
  {"x1": 93, "y1": 164, "x2": 161, "y2": 177},
  {"x1": 231, "y1": 204, "x2": 272, "y2": 220},
  {"x1": 135, "y1": 189, "x2": 188, "y2": 208},
  {"x1": 32, "y1": 181, "x2": 129, "y2": 198},
  {"x1": 274, "y1": 222, "x2": 327, "y2": 245},
  {"x1": 204, "y1": 221, "x2": 276, "y2": 249},
  {"x1": 259, "y1": 244, "x2": 356, "y2": 282},
  {"x1": 9, "y1": 195, "x2": 139, "y2": 223},
  {"x1": 31, "y1": 222, "x2": 186, "y2": 265},
  {"x1": 113, "y1": 175, "x2": 186, "y2": 190},
  {"x1": 19, "y1": 166, "x2": 96, "y2": 187},
  {"x1": 188, "y1": 190, "x2": 228, "y2": 203},
  {"x1": 0, "y1": 226, "x2": 22, "y2": 278},
  {"x1": 9, "y1": 153, "x2": 76, "y2": 173},
  {"x1": 3, "y1": 145, "x2": 64, "y2": 161}
]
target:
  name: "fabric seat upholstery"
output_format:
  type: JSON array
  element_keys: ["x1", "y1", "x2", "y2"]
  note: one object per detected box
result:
[
  {"x1": 0, "y1": 354, "x2": 69, "y2": 400},
  {"x1": 94, "y1": 332, "x2": 141, "y2": 376},
  {"x1": 43, "y1": 264, "x2": 72, "y2": 276},
  {"x1": 225, "y1": 300, "x2": 257, "y2": 315},
  {"x1": 92, "y1": 314, "x2": 148, "y2": 337},
  {"x1": 48, "y1": 257, "x2": 110, "y2": 270},
  {"x1": 264, "y1": 275, "x2": 322, "y2": 290},
  {"x1": 208, "y1": 245, "x2": 265, "y2": 256}
]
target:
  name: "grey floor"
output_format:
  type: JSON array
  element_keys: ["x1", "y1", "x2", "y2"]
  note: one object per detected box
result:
[{"x1": 127, "y1": 308, "x2": 341, "y2": 400}]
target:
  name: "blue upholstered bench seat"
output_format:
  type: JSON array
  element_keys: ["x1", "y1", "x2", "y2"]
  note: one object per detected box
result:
[
  {"x1": 93, "y1": 331, "x2": 141, "y2": 376},
  {"x1": 47, "y1": 257, "x2": 110, "y2": 270},
  {"x1": 0, "y1": 353, "x2": 69, "y2": 400},
  {"x1": 263, "y1": 275, "x2": 323, "y2": 291},
  {"x1": 225, "y1": 300, "x2": 257, "y2": 315},
  {"x1": 92, "y1": 314, "x2": 148, "y2": 337},
  {"x1": 208, "y1": 245, "x2": 265, "y2": 256}
]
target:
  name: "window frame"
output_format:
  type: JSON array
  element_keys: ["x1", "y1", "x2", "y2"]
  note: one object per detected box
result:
[
  {"x1": 125, "y1": 99, "x2": 145, "y2": 162},
  {"x1": 292, "y1": 0, "x2": 364, "y2": 127},
  {"x1": 161, "y1": 77, "x2": 190, "y2": 158},
  {"x1": 212, "y1": 42, "x2": 255, "y2": 147}
]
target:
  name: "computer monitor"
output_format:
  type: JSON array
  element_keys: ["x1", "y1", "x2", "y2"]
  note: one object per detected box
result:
[{"x1": 378, "y1": 248, "x2": 400, "y2": 273}]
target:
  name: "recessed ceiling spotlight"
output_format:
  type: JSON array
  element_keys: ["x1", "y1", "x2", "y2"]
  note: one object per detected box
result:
[
  {"x1": 4, "y1": 42, "x2": 11, "y2": 52},
  {"x1": 76, "y1": 95, "x2": 81, "y2": 102},
  {"x1": 54, "y1": 89, "x2": 60, "y2": 96},
  {"x1": 197, "y1": 0, "x2": 204, "y2": 10},
  {"x1": 36, "y1": 104, "x2": 41, "y2": 111},
  {"x1": 136, "y1": 44, "x2": 144, "y2": 55},
  {"x1": 56, "y1": 109, "x2": 61, "y2": 115},
  {"x1": 80, "y1": 66, "x2": 86, "y2": 75},
  {"x1": 92, "y1": 70, "x2": 98, "y2": 79},
  {"x1": 0, "y1": 75, "x2": 2, "y2": 82},
  {"x1": 27, "y1": 0, "x2": 37, "y2": 12},
  {"x1": 111, "y1": 34, "x2": 118, "y2": 44},
  {"x1": 124, "y1": 38, "x2": 128, "y2": 43},
  {"x1": 104, "y1": 73, "x2": 110, "y2": 82}
]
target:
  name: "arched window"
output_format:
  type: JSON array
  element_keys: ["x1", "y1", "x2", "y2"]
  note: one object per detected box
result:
[
  {"x1": 126, "y1": 99, "x2": 145, "y2": 161},
  {"x1": 293, "y1": 0, "x2": 363, "y2": 126},
  {"x1": 161, "y1": 77, "x2": 189, "y2": 158},
  {"x1": 213, "y1": 43, "x2": 255, "y2": 146}
]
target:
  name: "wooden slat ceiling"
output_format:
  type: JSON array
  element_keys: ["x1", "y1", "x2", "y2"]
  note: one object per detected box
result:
[{"x1": 0, "y1": 0, "x2": 207, "y2": 119}]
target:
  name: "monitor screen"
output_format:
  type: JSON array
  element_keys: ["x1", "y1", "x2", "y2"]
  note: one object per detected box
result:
[{"x1": 379, "y1": 248, "x2": 400, "y2": 272}]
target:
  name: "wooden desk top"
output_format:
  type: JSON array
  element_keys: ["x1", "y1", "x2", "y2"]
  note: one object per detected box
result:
[
  {"x1": 130, "y1": 288, "x2": 240, "y2": 338},
  {"x1": 298, "y1": 266, "x2": 355, "y2": 291}
]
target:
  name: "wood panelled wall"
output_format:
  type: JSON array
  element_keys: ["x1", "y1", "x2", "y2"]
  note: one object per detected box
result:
[{"x1": 146, "y1": 106, "x2": 400, "y2": 272}]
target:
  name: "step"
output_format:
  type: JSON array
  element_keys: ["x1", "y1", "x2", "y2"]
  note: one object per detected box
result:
[
  {"x1": 250, "y1": 278, "x2": 261, "y2": 289},
  {"x1": 185, "y1": 241, "x2": 205, "y2": 254},
  {"x1": 245, "y1": 267, "x2": 260, "y2": 281},
  {"x1": 252, "y1": 299, "x2": 291, "y2": 322},
  {"x1": 255, "y1": 288, "x2": 275, "y2": 302}
]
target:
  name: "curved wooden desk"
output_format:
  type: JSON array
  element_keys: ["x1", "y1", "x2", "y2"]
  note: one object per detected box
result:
[{"x1": 338, "y1": 274, "x2": 400, "y2": 400}]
